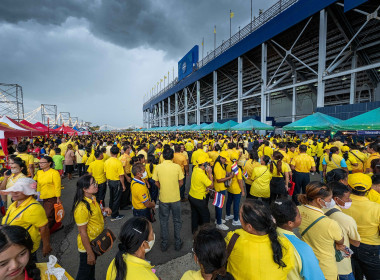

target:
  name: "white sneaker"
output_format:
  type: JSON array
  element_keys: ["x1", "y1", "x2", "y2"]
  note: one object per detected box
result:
[
  {"x1": 232, "y1": 220, "x2": 242, "y2": 226},
  {"x1": 216, "y1": 223, "x2": 229, "y2": 231},
  {"x1": 214, "y1": 219, "x2": 226, "y2": 224},
  {"x1": 225, "y1": 215, "x2": 234, "y2": 221}
]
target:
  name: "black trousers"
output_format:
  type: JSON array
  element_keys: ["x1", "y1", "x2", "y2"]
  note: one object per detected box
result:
[
  {"x1": 108, "y1": 180, "x2": 122, "y2": 218},
  {"x1": 188, "y1": 195, "x2": 210, "y2": 234},
  {"x1": 76, "y1": 252, "x2": 96, "y2": 280},
  {"x1": 270, "y1": 177, "x2": 287, "y2": 204},
  {"x1": 351, "y1": 243, "x2": 380, "y2": 280},
  {"x1": 120, "y1": 176, "x2": 131, "y2": 209},
  {"x1": 292, "y1": 171, "x2": 310, "y2": 205},
  {"x1": 77, "y1": 163, "x2": 85, "y2": 177},
  {"x1": 95, "y1": 182, "x2": 107, "y2": 206}
]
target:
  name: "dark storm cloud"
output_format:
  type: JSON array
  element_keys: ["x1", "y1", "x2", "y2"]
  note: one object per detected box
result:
[{"x1": 0, "y1": 0, "x2": 270, "y2": 58}]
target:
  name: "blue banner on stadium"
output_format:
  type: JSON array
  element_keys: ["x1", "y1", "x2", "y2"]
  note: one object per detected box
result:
[{"x1": 178, "y1": 45, "x2": 199, "y2": 81}]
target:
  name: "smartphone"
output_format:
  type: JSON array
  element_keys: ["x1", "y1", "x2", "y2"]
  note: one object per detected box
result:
[{"x1": 5, "y1": 169, "x2": 12, "y2": 176}]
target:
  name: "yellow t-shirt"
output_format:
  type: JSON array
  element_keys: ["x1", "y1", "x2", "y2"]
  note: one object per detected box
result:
[
  {"x1": 106, "y1": 253, "x2": 158, "y2": 280},
  {"x1": 323, "y1": 206, "x2": 360, "y2": 275},
  {"x1": 226, "y1": 229, "x2": 294, "y2": 280},
  {"x1": 263, "y1": 146, "x2": 273, "y2": 158},
  {"x1": 2, "y1": 196, "x2": 48, "y2": 253},
  {"x1": 344, "y1": 153, "x2": 358, "y2": 172},
  {"x1": 104, "y1": 157, "x2": 124, "y2": 181},
  {"x1": 191, "y1": 149, "x2": 208, "y2": 166},
  {"x1": 226, "y1": 164, "x2": 242, "y2": 194},
  {"x1": 185, "y1": 142, "x2": 194, "y2": 152},
  {"x1": 243, "y1": 160, "x2": 261, "y2": 185},
  {"x1": 120, "y1": 154, "x2": 132, "y2": 175},
  {"x1": 350, "y1": 150, "x2": 367, "y2": 173},
  {"x1": 323, "y1": 153, "x2": 345, "y2": 173},
  {"x1": 131, "y1": 179, "x2": 150, "y2": 210},
  {"x1": 181, "y1": 270, "x2": 203, "y2": 280},
  {"x1": 278, "y1": 150, "x2": 291, "y2": 165},
  {"x1": 270, "y1": 161, "x2": 291, "y2": 178},
  {"x1": 207, "y1": 151, "x2": 219, "y2": 166},
  {"x1": 189, "y1": 167, "x2": 212, "y2": 200},
  {"x1": 365, "y1": 152, "x2": 380, "y2": 171},
  {"x1": 367, "y1": 188, "x2": 380, "y2": 204},
  {"x1": 34, "y1": 168, "x2": 61, "y2": 199},
  {"x1": 342, "y1": 194, "x2": 380, "y2": 245},
  {"x1": 152, "y1": 160, "x2": 184, "y2": 203},
  {"x1": 213, "y1": 161, "x2": 227, "y2": 192},
  {"x1": 298, "y1": 205, "x2": 343, "y2": 280},
  {"x1": 87, "y1": 160, "x2": 106, "y2": 184},
  {"x1": 250, "y1": 166, "x2": 272, "y2": 198},
  {"x1": 17, "y1": 153, "x2": 34, "y2": 176},
  {"x1": 74, "y1": 196, "x2": 104, "y2": 252},
  {"x1": 173, "y1": 153, "x2": 187, "y2": 173},
  {"x1": 291, "y1": 153, "x2": 315, "y2": 173}
]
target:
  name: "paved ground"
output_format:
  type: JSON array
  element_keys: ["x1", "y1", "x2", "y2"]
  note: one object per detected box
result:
[{"x1": 33, "y1": 171, "x2": 321, "y2": 279}]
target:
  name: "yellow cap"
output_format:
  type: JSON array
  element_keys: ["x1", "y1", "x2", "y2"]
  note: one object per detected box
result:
[
  {"x1": 348, "y1": 173, "x2": 372, "y2": 192},
  {"x1": 196, "y1": 155, "x2": 211, "y2": 165},
  {"x1": 230, "y1": 152, "x2": 239, "y2": 161},
  {"x1": 219, "y1": 151, "x2": 230, "y2": 160},
  {"x1": 341, "y1": 146, "x2": 350, "y2": 152}
]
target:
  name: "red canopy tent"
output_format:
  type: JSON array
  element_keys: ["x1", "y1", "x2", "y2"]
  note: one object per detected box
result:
[
  {"x1": 54, "y1": 125, "x2": 78, "y2": 136},
  {"x1": 0, "y1": 116, "x2": 42, "y2": 136},
  {"x1": 0, "y1": 124, "x2": 32, "y2": 156},
  {"x1": 20, "y1": 120, "x2": 44, "y2": 132}
]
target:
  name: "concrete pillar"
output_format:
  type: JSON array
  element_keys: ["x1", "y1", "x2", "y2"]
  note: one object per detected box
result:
[
  {"x1": 238, "y1": 56, "x2": 243, "y2": 123},
  {"x1": 317, "y1": 9, "x2": 327, "y2": 108},
  {"x1": 184, "y1": 88, "x2": 188, "y2": 125},
  {"x1": 175, "y1": 92, "x2": 179, "y2": 126},
  {"x1": 196, "y1": 81, "x2": 201, "y2": 125},
  {"x1": 213, "y1": 71, "x2": 218, "y2": 122},
  {"x1": 168, "y1": 96, "x2": 171, "y2": 126},
  {"x1": 261, "y1": 43, "x2": 267, "y2": 123},
  {"x1": 292, "y1": 71, "x2": 297, "y2": 122},
  {"x1": 350, "y1": 53, "x2": 357, "y2": 104}
]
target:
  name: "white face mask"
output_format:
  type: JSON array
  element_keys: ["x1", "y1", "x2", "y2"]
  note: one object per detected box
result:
[
  {"x1": 11, "y1": 167, "x2": 21, "y2": 174},
  {"x1": 142, "y1": 171, "x2": 147, "y2": 179},
  {"x1": 338, "y1": 198, "x2": 352, "y2": 209},
  {"x1": 322, "y1": 199, "x2": 336, "y2": 209},
  {"x1": 145, "y1": 233, "x2": 155, "y2": 253}
]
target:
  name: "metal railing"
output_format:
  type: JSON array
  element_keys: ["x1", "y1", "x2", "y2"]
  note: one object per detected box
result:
[{"x1": 143, "y1": 0, "x2": 298, "y2": 107}]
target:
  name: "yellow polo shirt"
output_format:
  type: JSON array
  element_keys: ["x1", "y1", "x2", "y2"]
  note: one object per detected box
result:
[
  {"x1": 87, "y1": 159, "x2": 106, "y2": 184},
  {"x1": 181, "y1": 270, "x2": 203, "y2": 280},
  {"x1": 243, "y1": 160, "x2": 260, "y2": 185},
  {"x1": 298, "y1": 205, "x2": 343, "y2": 280},
  {"x1": 120, "y1": 154, "x2": 132, "y2": 174},
  {"x1": 250, "y1": 166, "x2": 272, "y2": 198},
  {"x1": 131, "y1": 179, "x2": 150, "y2": 210},
  {"x1": 213, "y1": 161, "x2": 227, "y2": 192},
  {"x1": 152, "y1": 160, "x2": 184, "y2": 203},
  {"x1": 173, "y1": 152, "x2": 187, "y2": 173},
  {"x1": 226, "y1": 229, "x2": 294, "y2": 280},
  {"x1": 106, "y1": 253, "x2": 158, "y2": 280},
  {"x1": 270, "y1": 161, "x2": 291, "y2": 178},
  {"x1": 74, "y1": 196, "x2": 104, "y2": 252},
  {"x1": 323, "y1": 206, "x2": 360, "y2": 275},
  {"x1": 189, "y1": 167, "x2": 212, "y2": 200},
  {"x1": 226, "y1": 164, "x2": 242, "y2": 194},
  {"x1": 104, "y1": 157, "x2": 124, "y2": 181},
  {"x1": 263, "y1": 146, "x2": 273, "y2": 158},
  {"x1": 291, "y1": 153, "x2": 315, "y2": 173},
  {"x1": 2, "y1": 196, "x2": 48, "y2": 253},
  {"x1": 34, "y1": 168, "x2": 61, "y2": 199},
  {"x1": 342, "y1": 194, "x2": 380, "y2": 245}
]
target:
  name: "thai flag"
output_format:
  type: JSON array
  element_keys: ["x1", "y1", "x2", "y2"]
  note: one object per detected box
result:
[
  {"x1": 231, "y1": 162, "x2": 239, "y2": 175},
  {"x1": 243, "y1": 171, "x2": 248, "y2": 179},
  {"x1": 213, "y1": 192, "x2": 225, "y2": 208}
]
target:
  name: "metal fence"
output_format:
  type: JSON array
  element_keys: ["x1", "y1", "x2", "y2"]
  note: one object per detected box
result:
[{"x1": 144, "y1": 0, "x2": 299, "y2": 107}]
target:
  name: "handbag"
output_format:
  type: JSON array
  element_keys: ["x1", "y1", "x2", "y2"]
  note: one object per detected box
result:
[
  {"x1": 90, "y1": 228, "x2": 116, "y2": 256},
  {"x1": 54, "y1": 203, "x2": 65, "y2": 223}
]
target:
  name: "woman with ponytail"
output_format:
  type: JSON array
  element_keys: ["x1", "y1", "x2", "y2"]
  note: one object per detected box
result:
[
  {"x1": 72, "y1": 174, "x2": 112, "y2": 280},
  {"x1": 298, "y1": 181, "x2": 344, "y2": 280},
  {"x1": 322, "y1": 147, "x2": 348, "y2": 180},
  {"x1": 0, "y1": 225, "x2": 72, "y2": 280},
  {"x1": 181, "y1": 226, "x2": 234, "y2": 280},
  {"x1": 106, "y1": 217, "x2": 158, "y2": 280},
  {"x1": 249, "y1": 156, "x2": 273, "y2": 204},
  {"x1": 226, "y1": 199, "x2": 294, "y2": 279},
  {"x1": 242, "y1": 151, "x2": 261, "y2": 199},
  {"x1": 269, "y1": 151, "x2": 290, "y2": 204}
]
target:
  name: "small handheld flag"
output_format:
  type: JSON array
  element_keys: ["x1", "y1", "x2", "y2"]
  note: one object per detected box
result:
[
  {"x1": 213, "y1": 192, "x2": 225, "y2": 208},
  {"x1": 231, "y1": 162, "x2": 239, "y2": 175},
  {"x1": 243, "y1": 170, "x2": 248, "y2": 179}
]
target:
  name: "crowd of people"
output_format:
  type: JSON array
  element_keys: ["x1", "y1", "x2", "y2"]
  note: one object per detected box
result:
[{"x1": 0, "y1": 132, "x2": 379, "y2": 280}]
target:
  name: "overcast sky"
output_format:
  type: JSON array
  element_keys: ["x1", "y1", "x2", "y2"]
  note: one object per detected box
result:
[{"x1": 0, "y1": 0, "x2": 276, "y2": 128}]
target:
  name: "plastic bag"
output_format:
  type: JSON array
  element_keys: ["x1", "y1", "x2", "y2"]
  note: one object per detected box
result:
[{"x1": 54, "y1": 203, "x2": 65, "y2": 223}]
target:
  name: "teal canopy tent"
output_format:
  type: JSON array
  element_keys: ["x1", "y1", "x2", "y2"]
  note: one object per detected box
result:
[
  {"x1": 334, "y1": 107, "x2": 380, "y2": 131},
  {"x1": 231, "y1": 119, "x2": 275, "y2": 131},
  {"x1": 191, "y1": 123, "x2": 209, "y2": 131},
  {"x1": 283, "y1": 112, "x2": 341, "y2": 131},
  {"x1": 201, "y1": 122, "x2": 222, "y2": 131},
  {"x1": 218, "y1": 120, "x2": 238, "y2": 131}
]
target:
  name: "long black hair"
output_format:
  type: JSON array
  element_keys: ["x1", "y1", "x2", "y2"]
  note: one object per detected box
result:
[
  {"x1": 329, "y1": 147, "x2": 339, "y2": 161},
  {"x1": 240, "y1": 199, "x2": 286, "y2": 268},
  {"x1": 326, "y1": 168, "x2": 348, "y2": 183},
  {"x1": 113, "y1": 217, "x2": 150, "y2": 280},
  {"x1": 72, "y1": 174, "x2": 94, "y2": 216},
  {"x1": 0, "y1": 225, "x2": 41, "y2": 280},
  {"x1": 193, "y1": 226, "x2": 234, "y2": 280},
  {"x1": 10, "y1": 156, "x2": 28, "y2": 176}
]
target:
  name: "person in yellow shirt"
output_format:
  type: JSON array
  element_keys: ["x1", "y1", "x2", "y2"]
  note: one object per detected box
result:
[
  {"x1": 191, "y1": 143, "x2": 208, "y2": 166},
  {"x1": 290, "y1": 145, "x2": 316, "y2": 205},
  {"x1": 16, "y1": 144, "x2": 34, "y2": 178},
  {"x1": 263, "y1": 141, "x2": 273, "y2": 159},
  {"x1": 349, "y1": 144, "x2": 367, "y2": 173},
  {"x1": 213, "y1": 151, "x2": 234, "y2": 231},
  {"x1": 106, "y1": 217, "x2": 158, "y2": 280},
  {"x1": 297, "y1": 182, "x2": 344, "y2": 280},
  {"x1": 342, "y1": 173, "x2": 380, "y2": 279},
  {"x1": 243, "y1": 151, "x2": 261, "y2": 199},
  {"x1": 340, "y1": 145, "x2": 358, "y2": 174},
  {"x1": 73, "y1": 174, "x2": 111, "y2": 280},
  {"x1": 271, "y1": 198, "x2": 325, "y2": 280},
  {"x1": 87, "y1": 150, "x2": 107, "y2": 204},
  {"x1": 269, "y1": 151, "x2": 290, "y2": 204},
  {"x1": 322, "y1": 147, "x2": 348, "y2": 178},
  {"x1": 34, "y1": 156, "x2": 62, "y2": 233},
  {"x1": 277, "y1": 142, "x2": 291, "y2": 164},
  {"x1": 173, "y1": 145, "x2": 189, "y2": 202},
  {"x1": 226, "y1": 199, "x2": 294, "y2": 280},
  {"x1": 185, "y1": 140, "x2": 194, "y2": 161},
  {"x1": 207, "y1": 144, "x2": 220, "y2": 166},
  {"x1": 250, "y1": 155, "x2": 272, "y2": 204},
  {"x1": 225, "y1": 152, "x2": 245, "y2": 226},
  {"x1": 130, "y1": 163, "x2": 155, "y2": 220},
  {"x1": 146, "y1": 155, "x2": 158, "y2": 204},
  {"x1": 1, "y1": 178, "x2": 52, "y2": 259},
  {"x1": 181, "y1": 226, "x2": 233, "y2": 280},
  {"x1": 365, "y1": 142, "x2": 380, "y2": 174},
  {"x1": 119, "y1": 146, "x2": 133, "y2": 211}
]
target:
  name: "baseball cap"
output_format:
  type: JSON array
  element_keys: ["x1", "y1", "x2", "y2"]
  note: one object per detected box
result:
[{"x1": 348, "y1": 173, "x2": 372, "y2": 192}]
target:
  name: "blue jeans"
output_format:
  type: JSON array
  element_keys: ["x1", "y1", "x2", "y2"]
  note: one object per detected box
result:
[
  {"x1": 339, "y1": 273, "x2": 355, "y2": 280},
  {"x1": 226, "y1": 192, "x2": 241, "y2": 221},
  {"x1": 180, "y1": 175, "x2": 186, "y2": 200},
  {"x1": 215, "y1": 190, "x2": 226, "y2": 225},
  {"x1": 159, "y1": 201, "x2": 182, "y2": 248},
  {"x1": 133, "y1": 208, "x2": 150, "y2": 220}
]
